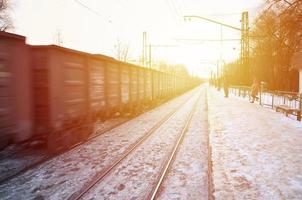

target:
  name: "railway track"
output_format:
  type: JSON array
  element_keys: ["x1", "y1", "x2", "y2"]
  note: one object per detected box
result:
[
  {"x1": 69, "y1": 88, "x2": 203, "y2": 200},
  {"x1": 206, "y1": 90, "x2": 215, "y2": 200},
  {"x1": 0, "y1": 88, "x2": 197, "y2": 187},
  {"x1": 147, "y1": 89, "x2": 202, "y2": 200}
]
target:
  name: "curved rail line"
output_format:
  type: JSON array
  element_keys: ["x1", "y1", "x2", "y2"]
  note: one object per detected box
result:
[
  {"x1": 147, "y1": 89, "x2": 203, "y2": 200},
  {"x1": 68, "y1": 88, "x2": 201, "y2": 200}
]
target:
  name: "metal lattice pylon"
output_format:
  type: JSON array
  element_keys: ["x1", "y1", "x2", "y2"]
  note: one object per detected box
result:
[{"x1": 240, "y1": 11, "x2": 249, "y2": 85}]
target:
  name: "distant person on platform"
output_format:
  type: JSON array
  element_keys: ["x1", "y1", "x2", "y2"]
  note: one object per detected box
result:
[
  {"x1": 223, "y1": 75, "x2": 229, "y2": 98},
  {"x1": 250, "y1": 78, "x2": 260, "y2": 103},
  {"x1": 217, "y1": 77, "x2": 222, "y2": 91}
]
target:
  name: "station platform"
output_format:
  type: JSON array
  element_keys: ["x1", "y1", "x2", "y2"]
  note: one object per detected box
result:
[{"x1": 207, "y1": 87, "x2": 302, "y2": 199}]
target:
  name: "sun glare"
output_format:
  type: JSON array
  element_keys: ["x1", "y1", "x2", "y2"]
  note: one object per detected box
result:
[
  {"x1": 13, "y1": 0, "x2": 263, "y2": 78},
  {"x1": 2, "y1": 1, "x2": 302, "y2": 199}
]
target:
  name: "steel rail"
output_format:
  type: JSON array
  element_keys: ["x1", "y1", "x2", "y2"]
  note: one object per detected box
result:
[
  {"x1": 147, "y1": 89, "x2": 203, "y2": 200},
  {"x1": 69, "y1": 89, "x2": 201, "y2": 200}
]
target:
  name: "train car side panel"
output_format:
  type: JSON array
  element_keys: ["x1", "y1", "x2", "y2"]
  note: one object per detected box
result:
[
  {"x1": 145, "y1": 69, "x2": 152, "y2": 101},
  {"x1": 31, "y1": 48, "x2": 50, "y2": 136},
  {"x1": 54, "y1": 50, "x2": 88, "y2": 125},
  {"x1": 130, "y1": 66, "x2": 138, "y2": 103},
  {"x1": 106, "y1": 61, "x2": 120, "y2": 108},
  {"x1": 152, "y1": 71, "x2": 159, "y2": 100},
  {"x1": 160, "y1": 73, "x2": 164, "y2": 97},
  {"x1": 121, "y1": 64, "x2": 130, "y2": 104},
  {"x1": 138, "y1": 68, "x2": 145, "y2": 100},
  {"x1": 88, "y1": 58, "x2": 106, "y2": 117},
  {"x1": 0, "y1": 32, "x2": 32, "y2": 145}
]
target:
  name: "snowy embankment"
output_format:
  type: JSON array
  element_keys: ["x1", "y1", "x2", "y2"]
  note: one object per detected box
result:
[
  {"x1": 208, "y1": 87, "x2": 302, "y2": 200},
  {"x1": 0, "y1": 88, "x2": 198, "y2": 200}
]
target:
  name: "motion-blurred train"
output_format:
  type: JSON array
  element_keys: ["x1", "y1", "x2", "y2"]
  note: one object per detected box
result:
[{"x1": 0, "y1": 32, "x2": 200, "y2": 152}]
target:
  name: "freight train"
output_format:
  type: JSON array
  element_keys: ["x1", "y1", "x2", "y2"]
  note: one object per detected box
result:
[{"x1": 0, "y1": 32, "x2": 200, "y2": 152}]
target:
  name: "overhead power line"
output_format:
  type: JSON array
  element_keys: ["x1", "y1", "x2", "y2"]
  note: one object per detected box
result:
[
  {"x1": 169, "y1": 0, "x2": 182, "y2": 19},
  {"x1": 206, "y1": 12, "x2": 242, "y2": 17},
  {"x1": 73, "y1": 0, "x2": 112, "y2": 23},
  {"x1": 151, "y1": 44, "x2": 179, "y2": 48},
  {"x1": 165, "y1": 0, "x2": 181, "y2": 22},
  {"x1": 175, "y1": 38, "x2": 241, "y2": 42},
  {"x1": 184, "y1": 15, "x2": 241, "y2": 31}
]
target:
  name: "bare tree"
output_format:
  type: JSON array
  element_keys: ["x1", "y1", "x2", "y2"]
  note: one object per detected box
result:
[
  {"x1": 54, "y1": 29, "x2": 64, "y2": 46},
  {"x1": 0, "y1": 0, "x2": 13, "y2": 31},
  {"x1": 114, "y1": 39, "x2": 130, "y2": 62},
  {"x1": 252, "y1": 0, "x2": 302, "y2": 91},
  {"x1": 225, "y1": 0, "x2": 301, "y2": 90},
  {"x1": 154, "y1": 60, "x2": 189, "y2": 76}
]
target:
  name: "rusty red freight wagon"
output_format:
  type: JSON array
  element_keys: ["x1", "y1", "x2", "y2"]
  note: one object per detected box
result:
[
  {"x1": 30, "y1": 45, "x2": 94, "y2": 151},
  {"x1": 120, "y1": 63, "x2": 130, "y2": 112},
  {"x1": 0, "y1": 32, "x2": 32, "y2": 149},
  {"x1": 145, "y1": 69, "x2": 152, "y2": 104},
  {"x1": 88, "y1": 55, "x2": 107, "y2": 119},
  {"x1": 129, "y1": 65, "x2": 139, "y2": 111},
  {"x1": 0, "y1": 32, "x2": 201, "y2": 151},
  {"x1": 152, "y1": 71, "x2": 160, "y2": 101}
]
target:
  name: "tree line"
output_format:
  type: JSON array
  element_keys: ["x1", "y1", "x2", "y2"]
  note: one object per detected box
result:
[
  {"x1": 225, "y1": 0, "x2": 302, "y2": 92},
  {"x1": 0, "y1": 0, "x2": 12, "y2": 31}
]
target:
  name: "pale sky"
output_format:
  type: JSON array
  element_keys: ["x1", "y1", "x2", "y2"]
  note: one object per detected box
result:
[{"x1": 10, "y1": 0, "x2": 264, "y2": 77}]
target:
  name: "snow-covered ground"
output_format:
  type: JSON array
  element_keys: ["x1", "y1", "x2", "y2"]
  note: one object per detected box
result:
[
  {"x1": 208, "y1": 87, "x2": 302, "y2": 200},
  {"x1": 0, "y1": 117, "x2": 127, "y2": 183},
  {"x1": 157, "y1": 88, "x2": 209, "y2": 200},
  {"x1": 82, "y1": 88, "x2": 202, "y2": 199},
  {"x1": 0, "y1": 88, "x2": 199, "y2": 200},
  {"x1": 2, "y1": 85, "x2": 301, "y2": 200},
  {"x1": 0, "y1": 145, "x2": 47, "y2": 183}
]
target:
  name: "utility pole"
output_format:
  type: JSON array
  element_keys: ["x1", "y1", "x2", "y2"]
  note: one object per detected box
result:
[
  {"x1": 241, "y1": 11, "x2": 249, "y2": 85},
  {"x1": 142, "y1": 31, "x2": 147, "y2": 66},
  {"x1": 184, "y1": 13, "x2": 250, "y2": 85},
  {"x1": 220, "y1": 25, "x2": 223, "y2": 78},
  {"x1": 149, "y1": 44, "x2": 152, "y2": 69},
  {"x1": 145, "y1": 32, "x2": 148, "y2": 66}
]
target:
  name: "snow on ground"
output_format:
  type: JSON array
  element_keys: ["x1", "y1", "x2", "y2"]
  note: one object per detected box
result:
[
  {"x1": 157, "y1": 88, "x2": 209, "y2": 200},
  {"x1": 0, "y1": 146, "x2": 47, "y2": 182},
  {"x1": 208, "y1": 87, "x2": 302, "y2": 200},
  {"x1": 0, "y1": 117, "x2": 127, "y2": 183},
  {"x1": 0, "y1": 88, "x2": 198, "y2": 200},
  {"x1": 82, "y1": 88, "x2": 202, "y2": 200}
]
